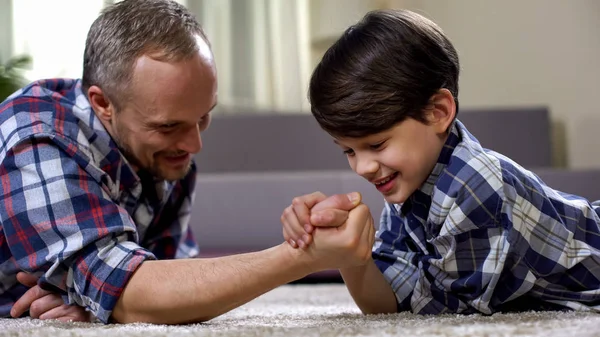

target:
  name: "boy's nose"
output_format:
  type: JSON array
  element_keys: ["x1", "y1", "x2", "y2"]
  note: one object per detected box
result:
[{"x1": 354, "y1": 155, "x2": 379, "y2": 177}]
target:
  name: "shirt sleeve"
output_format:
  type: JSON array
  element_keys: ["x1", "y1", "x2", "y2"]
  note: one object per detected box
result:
[
  {"x1": 372, "y1": 202, "x2": 419, "y2": 312},
  {"x1": 142, "y1": 165, "x2": 200, "y2": 259},
  {"x1": 0, "y1": 135, "x2": 156, "y2": 323}
]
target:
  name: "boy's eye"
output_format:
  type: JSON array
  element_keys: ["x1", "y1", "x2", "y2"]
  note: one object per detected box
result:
[
  {"x1": 370, "y1": 141, "x2": 385, "y2": 149},
  {"x1": 343, "y1": 149, "x2": 355, "y2": 156}
]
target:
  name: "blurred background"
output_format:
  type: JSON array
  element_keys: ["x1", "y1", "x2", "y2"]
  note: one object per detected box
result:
[
  {"x1": 0, "y1": 0, "x2": 599, "y2": 169},
  {"x1": 2, "y1": 0, "x2": 600, "y2": 274}
]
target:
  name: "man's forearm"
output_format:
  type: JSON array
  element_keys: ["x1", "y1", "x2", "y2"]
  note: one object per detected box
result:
[
  {"x1": 339, "y1": 259, "x2": 397, "y2": 314},
  {"x1": 112, "y1": 243, "x2": 309, "y2": 324}
]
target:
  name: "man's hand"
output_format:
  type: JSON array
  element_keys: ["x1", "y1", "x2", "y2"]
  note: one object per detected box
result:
[
  {"x1": 10, "y1": 272, "x2": 93, "y2": 322},
  {"x1": 281, "y1": 191, "x2": 362, "y2": 248}
]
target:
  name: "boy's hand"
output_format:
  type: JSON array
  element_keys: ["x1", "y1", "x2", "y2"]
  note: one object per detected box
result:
[
  {"x1": 281, "y1": 191, "x2": 362, "y2": 248},
  {"x1": 302, "y1": 202, "x2": 376, "y2": 271},
  {"x1": 11, "y1": 272, "x2": 93, "y2": 322}
]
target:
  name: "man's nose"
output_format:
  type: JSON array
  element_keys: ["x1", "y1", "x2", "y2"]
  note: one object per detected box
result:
[{"x1": 179, "y1": 124, "x2": 202, "y2": 154}]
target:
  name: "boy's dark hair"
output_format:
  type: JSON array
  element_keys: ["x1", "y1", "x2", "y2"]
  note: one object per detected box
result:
[{"x1": 308, "y1": 9, "x2": 460, "y2": 138}]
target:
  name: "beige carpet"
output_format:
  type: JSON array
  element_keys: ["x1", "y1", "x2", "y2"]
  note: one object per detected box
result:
[{"x1": 2, "y1": 284, "x2": 600, "y2": 337}]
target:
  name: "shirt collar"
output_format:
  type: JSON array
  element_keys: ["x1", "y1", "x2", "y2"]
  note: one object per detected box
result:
[
  {"x1": 396, "y1": 119, "x2": 463, "y2": 215},
  {"x1": 418, "y1": 119, "x2": 462, "y2": 196},
  {"x1": 72, "y1": 80, "x2": 142, "y2": 196}
]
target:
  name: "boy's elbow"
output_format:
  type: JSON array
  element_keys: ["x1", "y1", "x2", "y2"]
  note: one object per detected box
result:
[{"x1": 359, "y1": 307, "x2": 397, "y2": 315}]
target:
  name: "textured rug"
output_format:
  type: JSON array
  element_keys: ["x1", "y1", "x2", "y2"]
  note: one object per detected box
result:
[{"x1": 2, "y1": 284, "x2": 600, "y2": 337}]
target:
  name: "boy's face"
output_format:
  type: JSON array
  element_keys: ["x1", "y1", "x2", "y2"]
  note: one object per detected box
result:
[{"x1": 334, "y1": 116, "x2": 449, "y2": 204}]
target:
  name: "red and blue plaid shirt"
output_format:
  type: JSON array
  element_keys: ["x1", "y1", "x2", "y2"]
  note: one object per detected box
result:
[
  {"x1": 0, "y1": 79, "x2": 199, "y2": 323},
  {"x1": 374, "y1": 120, "x2": 600, "y2": 314}
]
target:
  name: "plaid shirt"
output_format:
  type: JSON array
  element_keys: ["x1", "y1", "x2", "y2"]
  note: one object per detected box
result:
[
  {"x1": 0, "y1": 79, "x2": 199, "y2": 323},
  {"x1": 373, "y1": 119, "x2": 600, "y2": 315}
]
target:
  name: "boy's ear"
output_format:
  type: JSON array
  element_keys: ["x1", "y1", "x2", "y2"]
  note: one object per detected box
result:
[{"x1": 426, "y1": 88, "x2": 456, "y2": 134}]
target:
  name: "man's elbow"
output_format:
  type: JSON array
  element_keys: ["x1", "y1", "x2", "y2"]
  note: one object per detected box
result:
[
  {"x1": 110, "y1": 304, "x2": 147, "y2": 324},
  {"x1": 110, "y1": 303, "x2": 217, "y2": 325}
]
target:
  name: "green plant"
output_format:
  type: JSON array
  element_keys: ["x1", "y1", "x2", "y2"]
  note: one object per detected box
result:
[{"x1": 0, "y1": 55, "x2": 32, "y2": 102}]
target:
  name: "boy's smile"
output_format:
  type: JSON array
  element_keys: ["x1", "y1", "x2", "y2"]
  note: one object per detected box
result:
[
  {"x1": 333, "y1": 90, "x2": 456, "y2": 205},
  {"x1": 372, "y1": 172, "x2": 399, "y2": 194}
]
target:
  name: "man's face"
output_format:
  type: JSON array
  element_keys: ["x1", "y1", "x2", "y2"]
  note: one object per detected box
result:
[{"x1": 110, "y1": 42, "x2": 217, "y2": 181}]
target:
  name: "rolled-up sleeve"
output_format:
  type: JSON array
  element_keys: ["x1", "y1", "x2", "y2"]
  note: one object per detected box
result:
[{"x1": 0, "y1": 136, "x2": 155, "y2": 323}]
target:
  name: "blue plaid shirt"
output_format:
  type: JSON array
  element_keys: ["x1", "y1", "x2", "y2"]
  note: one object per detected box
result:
[
  {"x1": 373, "y1": 119, "x2": 600, "y2": 314},
  {"x1": 0, "y1": 79, "x2": 199, "y2": 323}
]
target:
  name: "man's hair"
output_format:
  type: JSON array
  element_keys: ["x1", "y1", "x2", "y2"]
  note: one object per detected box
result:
[
  {"x1": 82, "y1": 0, "x2": 208, "y2": 110},
  {"x1": 308, "y1": 9, "x2": 460, "y2": 138}
]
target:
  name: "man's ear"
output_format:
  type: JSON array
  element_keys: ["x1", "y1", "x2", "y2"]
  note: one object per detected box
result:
[
  {"x1": 87, "y1": 85, "x2": 115, "y2": 124},
  {"x1": 426, "y1": 88, "x2": 456, "y2": 134}
]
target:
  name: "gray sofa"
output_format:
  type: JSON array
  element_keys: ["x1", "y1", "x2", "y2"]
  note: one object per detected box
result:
[{"x1": 189, "y1": 107, "x2": 600, "y2": 280}]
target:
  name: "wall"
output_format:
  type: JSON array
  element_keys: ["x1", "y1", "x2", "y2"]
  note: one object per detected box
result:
[
  {"x1": 0, "y1": 0, "x2": 12, "y2": 63},
  {"x1": 380, "y1": 0, "x2": 600, "y2": 168}
]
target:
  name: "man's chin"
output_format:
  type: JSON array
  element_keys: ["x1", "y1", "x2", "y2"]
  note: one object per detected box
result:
[{"x1": 154, "y1": 164, "x2": 191, "y2": 181}]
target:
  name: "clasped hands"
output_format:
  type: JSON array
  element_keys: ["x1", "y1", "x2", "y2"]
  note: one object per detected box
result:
[{"x1": 281, "y1": 191, "x2": 376, "y2": 272}]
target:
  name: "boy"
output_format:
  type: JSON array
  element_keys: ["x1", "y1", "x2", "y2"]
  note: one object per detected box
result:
[{"x1": 282, "y1": 9, "x2": 600, "y2": 315}]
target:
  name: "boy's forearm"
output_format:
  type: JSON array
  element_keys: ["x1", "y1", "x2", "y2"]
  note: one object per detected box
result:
[
  {"x1": 339, "y1": 259, "x2": 397, "y2": 314},
  {"x1": 112, "y1": 243, "x2": 310, "y2": 324}
]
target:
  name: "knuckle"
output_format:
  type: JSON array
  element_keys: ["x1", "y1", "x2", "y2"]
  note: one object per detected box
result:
[
  {"x1": 283, "y1": 206, "x2": 293, "y2": 217},
  {"x1": 291, "y1": 197, "x2": 304, "y2": 206},
  {"x1": 356, "y1": 203, "x2": 369, "y2": 212},
  {"x1": 30, "y1": 301, "x2": 43, "y2": 317},
  {"x1": 331, "y1": 194, "x2": 346, "y2": 206},
  {"x1": 318, "y1": 210, "x2": 332, "y2": 223}
]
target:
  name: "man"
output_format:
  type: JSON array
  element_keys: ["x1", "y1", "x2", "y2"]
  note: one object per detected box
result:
[{"x1": 0, "y1": 0, "x2": 370, "y2": 324}]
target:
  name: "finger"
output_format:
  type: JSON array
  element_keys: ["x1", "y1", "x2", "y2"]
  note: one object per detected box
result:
[
  {"x1": 11, "y1": 285, "x2": 51, "y2": 318},
  {"x1": 292, "y1": 191, "x2": 327, "y2": 229},
  {"x1": 348, "y1": 204, "x2": 375, "y2": 249},
  {"x1": 281, "y1": 221, "x2": 298, "y2": 248},
  {"x1": 310, "y1": 209, "x2": 350, "y2": 227},
  {"x1": 29, "y1": 294, "x2": 65, "y2": 319},
  {"x1": 282, "y1": 205, "x2": 309, "y2": 247},
  {"x1": 348, "y1": 204, "x2": 371, "y2": 228},
  {"x1": 39, "y1": 304, "x2": 90, "y2": 322},
  {"x1": 16, "y1": 272, "x2": 39, "y2": 288},
  {"x1": 311, "y1": 192, "x2": 362, "y2": 214},
  {"x1": 297, "y1": 232, "x2": 312, "y2": 249},
  {"x1": 359, "y1": 207, "x2": 376, "y2": 246},
  {"x1": 56, "y1": 312, "x2": 91, "y2": 323}
]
